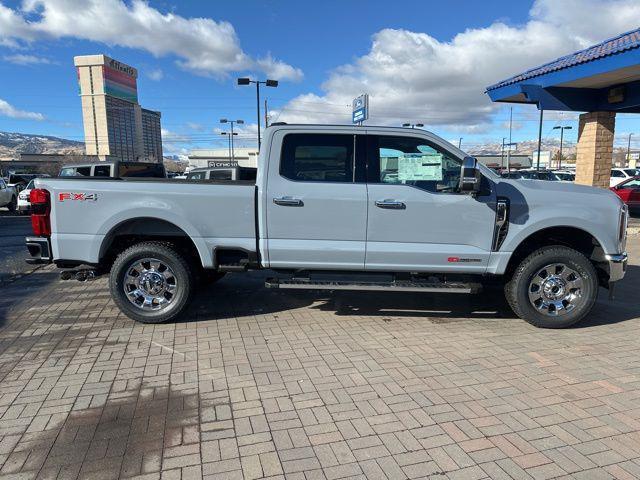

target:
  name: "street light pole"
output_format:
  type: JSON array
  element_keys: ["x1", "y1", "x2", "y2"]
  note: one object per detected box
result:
[
  {"x1": 238, "y1": 78, "x2": 278, "y2": 149},
  {"x1": 553, "y1": 125, "x2": 572, "y2": 169},
  {"x1": 627, "y1": 133, "x2": 633, "y2": 166},
  {"x1": 458, "y1": 137, "x2": 463, "y2": 149},
  {"x1": 220, "y1": 119, "x2": 244, "y2": 161}
]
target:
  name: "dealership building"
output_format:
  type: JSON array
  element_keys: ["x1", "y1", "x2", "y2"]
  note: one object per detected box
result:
[
  {"x1": 187, "y1": 148, "x2": 259, "y2": 170},
  {"x1": 74, "y1": 55, "x2": 163, "y2": 162}
]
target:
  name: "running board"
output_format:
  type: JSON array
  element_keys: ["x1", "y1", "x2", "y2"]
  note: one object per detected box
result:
[{"x1": 265, "y1": 278, "x2": 482, "y2": 294}]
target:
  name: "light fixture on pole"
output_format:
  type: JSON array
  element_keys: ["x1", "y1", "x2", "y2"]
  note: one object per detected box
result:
[
  {"x1": 220, "y1": 119, "x2": 244, "y2": 161},
  {"x1": 553, "y1": 125, "x2": 572, "y2": 169},
  {"x1": 402, "y1": 123, "x2": 424, "y2": 129},
  {"x1": 237, "y1": 77, "x2": 278, "y2": 149}
]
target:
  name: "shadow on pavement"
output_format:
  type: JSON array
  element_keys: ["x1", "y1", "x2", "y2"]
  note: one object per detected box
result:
[
  {"x1": 575, "y1": 264, "x2": 640, "y2": 328},
  {"x1": 182, "y1": 265, "x2": 640, "y2": 329},
  {"x1": 0, "y1": 268, "x2": 58, "y2": 329}
]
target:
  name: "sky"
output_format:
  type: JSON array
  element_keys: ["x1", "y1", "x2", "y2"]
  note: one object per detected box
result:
[{"x1": 2, "y1": 0, "x2": 640, "y2": 157}]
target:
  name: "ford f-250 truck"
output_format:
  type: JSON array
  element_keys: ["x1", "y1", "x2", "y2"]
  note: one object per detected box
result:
[{"x1": 25, "y1": 124, "x2": 628, "y2": 328}]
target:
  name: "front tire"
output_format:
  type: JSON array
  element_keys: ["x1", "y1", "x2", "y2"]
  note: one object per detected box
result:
[
  {"x1": 110, "y1": 242, "x2": 193, "y2": 323},
  {"x1": 505, "y1": 246, "x2": 598, "y2": 328}
]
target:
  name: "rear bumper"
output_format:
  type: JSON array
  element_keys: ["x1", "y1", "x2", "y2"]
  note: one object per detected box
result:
[
  {"x1": 25, "y1": 236, "x2": 52, "y2": 264},
  {"x1": 605, "y1": 252, "x2": 627, "y2": 283}
]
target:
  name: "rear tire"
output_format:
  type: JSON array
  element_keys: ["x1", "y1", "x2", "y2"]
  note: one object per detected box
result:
[
  {"x1": 505, "y1": 246, "x2": 598, "y2": 328},
  {"x1": 110, "y1": 241, "x2": 193, "y2": 324}
]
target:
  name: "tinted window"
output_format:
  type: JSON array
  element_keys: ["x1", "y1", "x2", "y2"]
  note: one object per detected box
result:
[
  {"x1": 74, "y1": 167, "x2": 91, "y2": 177},
  {"x1": 624, "y1": 169, "x2": 640, "y2": 176},
  {"x1": 209, "y1": 170, "x2": 233, "y2": 180},
  {"x1": 93, "y1": 165, "x2": 111, "y2": 177},
  {"x1": 187, "y1": 171, "x2": 206, "y2": 180},
  {"x1": 239, "y1": 168, "x2": 257, "y2": 181},
  {"x1": 371, "y1": 136, "x2": 461, "y2": 193},
  {"x1": 281, "y1": 134, "x2": 354, "y2": 182},
  {"x1": 612, "y1": 170, "x2": 625, "y2": 177},
  {"x1": 26, "y1": 180, "x2": 35, "y2": 189},
  {"x1": 119, "y1": 164, "x2": 166, "y2": 178}
]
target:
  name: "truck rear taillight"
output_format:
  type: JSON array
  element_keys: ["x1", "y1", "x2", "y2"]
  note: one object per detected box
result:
[{"x1": 30, "y1": 188, "x2": 51, "y2": 237}]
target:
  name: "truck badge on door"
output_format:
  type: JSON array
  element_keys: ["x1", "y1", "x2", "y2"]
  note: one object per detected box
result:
[{"x1": 58, "y1": 193, "x2": 98, "y2": 202}]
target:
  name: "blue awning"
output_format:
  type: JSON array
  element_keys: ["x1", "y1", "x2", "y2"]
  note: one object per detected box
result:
[{"x1": 486, "y1": 28, "x2": 640, "y2": 112}]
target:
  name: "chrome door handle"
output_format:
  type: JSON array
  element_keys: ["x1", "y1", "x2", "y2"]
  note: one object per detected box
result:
[
  {"x1": 375, "y1": 199, "x2": 406, "y2": 210},
  {"x1": 273, "y1": 196, "x2": 304, "y2": 207}
]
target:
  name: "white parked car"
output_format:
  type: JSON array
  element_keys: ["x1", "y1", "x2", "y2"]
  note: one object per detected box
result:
[
  {"x1": 17, "y1": 179, "x2": 36, "y2": 214},
  {"x1": 610, "y1": 168, "x2": 640, "y2": 187},
  {"x1": 0, "y1": 178, "x2": 17, "y2": 211}
]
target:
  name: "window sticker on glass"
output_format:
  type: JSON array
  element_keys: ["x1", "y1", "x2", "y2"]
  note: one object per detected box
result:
[{"x1": 397, "y1": 153, "x2": 443, "y2": 181}]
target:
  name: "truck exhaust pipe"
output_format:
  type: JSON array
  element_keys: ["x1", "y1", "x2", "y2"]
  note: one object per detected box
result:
[{"x1": 60, "y1": 269, "x2": 98, "y2": 282}]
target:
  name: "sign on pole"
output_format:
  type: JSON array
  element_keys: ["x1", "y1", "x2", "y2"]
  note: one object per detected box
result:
[{"x1": 352, "y1": 94, "x2": 369, "y2": 124}]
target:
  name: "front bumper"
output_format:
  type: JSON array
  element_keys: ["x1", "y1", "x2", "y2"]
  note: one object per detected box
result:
[
  {"x1": 605, "y1": 252, "x2": 627, "y2": 283},
  {"x1": 25, "y1": 236, "x2": 53, "y2": 264}
]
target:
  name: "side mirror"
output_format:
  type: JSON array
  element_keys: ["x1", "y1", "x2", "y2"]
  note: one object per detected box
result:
[{"x1": 459, "y1": 156, "x2": 482, "y2": 195}]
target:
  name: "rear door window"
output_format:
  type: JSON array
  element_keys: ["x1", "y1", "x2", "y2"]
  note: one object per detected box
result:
[{"x1": 280, "y1": 134, "x2": 355, "y2": 183}]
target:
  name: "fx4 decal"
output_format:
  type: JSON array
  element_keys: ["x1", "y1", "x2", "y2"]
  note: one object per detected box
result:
[{"x1": 58, "y1": 192, "x2": 98, "y2": 202}]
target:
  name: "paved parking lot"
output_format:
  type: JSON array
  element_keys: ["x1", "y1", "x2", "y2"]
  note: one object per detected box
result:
[{"x1": 0, "y1": 238, "x2": 639, "y2": 479}]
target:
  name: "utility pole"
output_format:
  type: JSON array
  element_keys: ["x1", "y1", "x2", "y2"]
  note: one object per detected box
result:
[
  {"x1": 627, "y1": 133, "x2": 633, "y2": 166},
  {"x1": 458, "y1": 137, "x2": 463, "y2": 149},
  {"x1": 501, "y1": 137, "x2": 506, "y2": 168},
  {"x1": 536, "y1": 109, "x2": 544, "y2": 171},
  {"x1": 264, "y1": 99, "x2": 269, "y2": 128},
  {"x1": 508, "y1": 107, "x2": 513, "y2": 173}
]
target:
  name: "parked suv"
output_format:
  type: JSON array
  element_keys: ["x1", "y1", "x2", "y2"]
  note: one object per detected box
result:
[{"x1": 59, "y1": 161, "x2": 166, "y2": 178}]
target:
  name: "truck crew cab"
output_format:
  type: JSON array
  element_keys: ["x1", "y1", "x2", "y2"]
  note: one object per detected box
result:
[{"x1": 26, "y1": 124, "x2": 628, "y2": 328}]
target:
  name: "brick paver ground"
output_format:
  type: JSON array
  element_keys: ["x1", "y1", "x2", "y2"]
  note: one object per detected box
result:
[{"x1": 0, "y1": 239, "x2": 639, "y2": 479}]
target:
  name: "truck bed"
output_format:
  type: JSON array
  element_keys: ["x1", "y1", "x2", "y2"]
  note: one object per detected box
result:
[{"x1": 35, "y1": 177, "x2": 257, "y2": 268}]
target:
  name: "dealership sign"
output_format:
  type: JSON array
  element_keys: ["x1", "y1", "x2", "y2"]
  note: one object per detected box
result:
[
  {"x1": 208, "y1": 160, "x2": 239, "y2": 168},
  {"x1": 352, "y1": 94, "x2": 369, "y2": 124}
]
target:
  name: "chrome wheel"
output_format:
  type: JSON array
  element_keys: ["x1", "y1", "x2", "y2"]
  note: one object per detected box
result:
[
  {"x1": 123, "y1": 258, "x2": 177, "y2": 311},
  {"x1": 527, "y1": 263, "x2": 584, "y2": 317}
]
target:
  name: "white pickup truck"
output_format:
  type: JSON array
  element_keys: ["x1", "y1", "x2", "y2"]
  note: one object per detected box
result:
[{"x1": 26, "y1": 124, "x2": 628, "y2": 328}]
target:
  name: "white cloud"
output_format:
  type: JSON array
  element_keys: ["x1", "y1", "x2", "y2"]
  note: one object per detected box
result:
[
  {"x1": 0, "y1": 98, "x2": 45, "y2": 120},
  {"x1": 1, "y1": 0, "x2": 302, "y2": 81},
  {"x1": 146, "y1": 68, "x2": 163, "y2": 81},
  {"x1": 3, "y1": 53, "x2": 55, "y2": 65},
  {"x1": 277, "y1": 0, "x2": 640, "y2": 130}
]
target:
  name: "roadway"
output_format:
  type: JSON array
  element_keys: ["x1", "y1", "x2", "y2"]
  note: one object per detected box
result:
[{"x1": 0, "y1": 210, "x2": 34, "y2": 283}]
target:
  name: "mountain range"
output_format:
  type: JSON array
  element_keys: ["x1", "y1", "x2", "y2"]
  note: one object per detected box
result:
[{"x1": 0, "y1": 131, "x2": 84, "y2": 159}]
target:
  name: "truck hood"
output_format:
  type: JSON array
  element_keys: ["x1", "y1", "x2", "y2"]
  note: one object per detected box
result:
[{"x1": 497, "y1": 178, "x2": 622, "y2": 207}]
